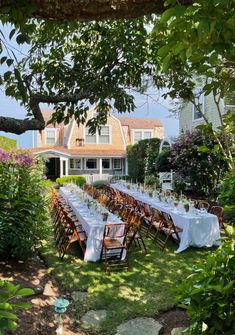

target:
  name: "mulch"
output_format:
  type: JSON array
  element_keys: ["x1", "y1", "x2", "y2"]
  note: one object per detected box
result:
[{"x1": 0, "y1": 255, "x2": 190, "y2": 335}]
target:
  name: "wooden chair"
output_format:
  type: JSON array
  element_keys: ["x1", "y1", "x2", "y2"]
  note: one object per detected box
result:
[
  {"x1": 59, "y1": 220, "x2": 87, "y2": 259},
  {"x1": 126, "y1": 213, "x2": 147, "y2": 254},
  {"x1": 198, "y1": 201, "x2": 210, "y2": 211},
  {"x1": 145, "y1": 208, "x2": 162, "y2": 239},
  {"x1": 100, "y1": 223, "x2": 127, "y2": 271},
  {"x1": 153, "y1": 211, "x2": 182, "y2": 251},
  {"x1": 209, "y1": 206, "x2": 224, "y2": 229}
]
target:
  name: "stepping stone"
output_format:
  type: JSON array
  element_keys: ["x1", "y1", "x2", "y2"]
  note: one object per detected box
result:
[
  {"x1": 115, "y1": 317, "x2": 162, "y2": 335},
  {"x1": 171, "y1": 327, "x2": 187, "y2": 335},
  {"x1": 81, "y1": 310, "x2": 107, "y2": 329},
  {"x1": 71, "y1": 291, "x2": 88, "y2": 302}
]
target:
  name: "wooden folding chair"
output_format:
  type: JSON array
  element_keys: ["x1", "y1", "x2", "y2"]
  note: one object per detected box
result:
[
  {"x1": 198, "y1": 200, "x2": 210, "y2": 211},
  {"x1": 145, "y1": 208, "x2": 162, "y2": 239},
  {"x1": 209, "y1": 205, "x2": 224, "y2": 229},
  {"x1": 126, "y1": 213, "x2": 147, "y2": 254},
  {"x1": 100, "y1": 223, "x2": 127, "y2": 272},
  {"x1": 153, "y1": 211, "x2": 182, "y2": 251}
]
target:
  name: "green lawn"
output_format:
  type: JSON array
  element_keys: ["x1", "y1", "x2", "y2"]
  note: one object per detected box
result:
[{"x1": 39, "y1": 226, "x2": 214, "y2": 335}]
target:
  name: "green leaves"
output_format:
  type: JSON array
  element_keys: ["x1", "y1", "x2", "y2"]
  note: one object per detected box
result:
[
  {"x1": 177, "y1": 231, "x2": 235, "y2": 334},
  {"x1": 0, "y1": 280, "x2": 34, "y2": 333}
]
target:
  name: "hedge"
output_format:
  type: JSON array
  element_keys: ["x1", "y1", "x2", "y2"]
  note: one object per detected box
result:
[
  {"x1": 0, "y1": 135, "x2": 16, "y2": 151},
  {"x1": 56, "y1": 176, "x2": 86, "y2": 186}
]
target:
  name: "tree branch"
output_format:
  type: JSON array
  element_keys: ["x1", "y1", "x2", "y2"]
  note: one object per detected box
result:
[
  {"x1": 0, "y1": 116, "x2": 45, "y2": 134},
  {"x1": 0, "y1": 0, "x2": 194, "y2": 21}
]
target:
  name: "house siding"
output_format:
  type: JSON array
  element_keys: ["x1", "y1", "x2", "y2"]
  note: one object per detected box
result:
[{"x1": 179, "y1": 94, "x2": 225, "y2": 132}]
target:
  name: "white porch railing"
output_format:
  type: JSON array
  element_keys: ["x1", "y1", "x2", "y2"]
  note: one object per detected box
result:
[{"x1": 82, "y1": 174, "x2": 114, "y2": 184}]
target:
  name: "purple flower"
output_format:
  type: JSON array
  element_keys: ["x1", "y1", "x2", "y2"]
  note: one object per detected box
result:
[
  {"x1": 0, "y1": 149, "x2": 10, "y2": 162},
  {"x1": 43, "y1": 175, "x2": 47, "y2": 180},
  {"x1": 15, "y1": 153, "x2": 34, "y2": 167}
]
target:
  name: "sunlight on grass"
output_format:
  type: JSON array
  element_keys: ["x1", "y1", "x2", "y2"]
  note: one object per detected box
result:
[{"x1": 39, "y1": 227, "x2": 215, "y2": 335}]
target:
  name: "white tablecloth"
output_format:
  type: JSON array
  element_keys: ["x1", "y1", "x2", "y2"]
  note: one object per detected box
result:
[
  {"x1": 60, "y1": 187, "x2": 124, "y2": 262},
  {"x1": 111, "y1": 184, "x2": 221, "y2": 253}
]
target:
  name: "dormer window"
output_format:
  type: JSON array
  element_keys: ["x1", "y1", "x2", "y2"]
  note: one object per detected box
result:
[
  {"x1": 133, "y1": 130, "x2": 153, "y2": 144},
  {"x1": 85, "y1": 125, "x2": 111, "y2": 144},
  {"x1": 193, "y1": 91, "x2": 205, "y2": 121},
  {"x1": 45, "y1": 128, "x2": 57, "y2": 145}
]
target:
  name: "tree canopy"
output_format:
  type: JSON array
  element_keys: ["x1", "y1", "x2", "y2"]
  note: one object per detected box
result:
[{"x1": 0, "y1": 0, "x2": 234, "y2": 139}]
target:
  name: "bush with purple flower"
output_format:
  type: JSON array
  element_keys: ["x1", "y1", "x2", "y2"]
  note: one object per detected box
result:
[
  {"x1": 171, "y1": 129, "x2": 228, "y2": 198},
  {"x1": 0, "y1": 149, "x2": 48, "y2": 259}
]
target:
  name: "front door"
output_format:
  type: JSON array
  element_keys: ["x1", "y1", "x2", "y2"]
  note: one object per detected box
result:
[{"x1": 45, "y1": 158, "x2": 60, "y2": 180}]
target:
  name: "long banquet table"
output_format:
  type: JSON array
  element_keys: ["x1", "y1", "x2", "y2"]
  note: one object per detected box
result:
[
  {"x1": 111, "y1": 183, "x2": 221, "y2": 253},
  {"x1": 60, "y1": 187, "x2": 124, "y2": 262}
]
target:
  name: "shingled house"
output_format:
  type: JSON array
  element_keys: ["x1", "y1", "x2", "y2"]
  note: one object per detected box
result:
[{"x1": 30, "y1": 109, "x2": 164, "y2": 181}]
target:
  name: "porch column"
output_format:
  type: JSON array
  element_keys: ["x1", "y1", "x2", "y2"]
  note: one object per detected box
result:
[
  {"x1": 65, "y1": 158, "x2": 69, "y2": 176},
  {"x1": 59, "y1": 158, "x2": 63, "y2": 177},
  {"x1": 99, "y1": 158, "x2": 103, "y2": 176},
  {"x1": 125, "y1": 158, "x2": 128, "y2": 175}
]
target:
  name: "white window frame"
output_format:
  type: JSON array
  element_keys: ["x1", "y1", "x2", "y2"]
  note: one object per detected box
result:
[
  {"x1": 69, "y1": 158, "x2": 82, "y2": 170},
  {"x1": 84, "y1": 127, "x2": 97, "y2": 144},
  {"x1": 132, "y1": 129, "x2": 153, "y2": 144},
  {"x1": 45, "y1": 128, "x2": 57, "y2": 145},
  {"x1": 113, "y1": 158, "x2": 122, "y2": 170},
  {"x1": 84, "y1": 158, "x2": 98, "y2": 170},
  {"x1": 84, "y1": 125, "x2": 111, "y2": 145},
  {"x1": 102, "y1": 158, "x2": 111, "y2": 170},
  {"x1": 192, "y1": 93, "x2": 205, "y2": 122}
]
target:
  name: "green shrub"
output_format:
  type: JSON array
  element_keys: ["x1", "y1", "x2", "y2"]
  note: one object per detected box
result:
[
  {"x1": 223, "y1": 205, "x2": 235, "y2": 226},
  {"x1": 172, "y1": 176, "x2": 187, "y2": 194},
  {"x1": 92, "y1": 179, "x2": 110, "y2": 189},
  {"x1": 177, "y1": 227, "x2": 235, "y2": 334},
  {"x1": 56, "y1": 176, "x2": 86, "y2": 187},
  {"x1": 171, "y1": 130, "x2": 228, "y2": 198},
  {"x1": 144, "y1": 175, "x2": 160, "y2": 188},
  {"x1": 0, "y1": 135, "x2": 16, "y2": 151},
  {"x1": 127, "y1": 138, "x2": 161, "y2": 182},
  {"x1": 0, "y1": 280, "x2": 34, "y2": 334},
  {"x1": 155, "y1": 149, "x2": 172, "y2": 172},
  {"x1": 218, "y1": 172, "x2": 235, "y2": 206},
  {"x1": 0, "y1": 150, "x2": 49, "y2": 260},
  {"x1": 40, "y1": 179, "x2": 56, "y2": 188}
]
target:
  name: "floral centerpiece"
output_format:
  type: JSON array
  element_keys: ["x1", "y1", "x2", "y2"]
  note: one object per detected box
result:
[{"x1": 102, "y1": 211, "x2": 109, "y2": 221}]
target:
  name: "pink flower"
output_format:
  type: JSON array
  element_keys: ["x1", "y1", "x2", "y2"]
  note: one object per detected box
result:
[
  {"x1": 15, "y1": 153, "x2": 34, "y2": 167},
  {"x1": 0, "y1": 149, "x2": 10, "y2": 162}
]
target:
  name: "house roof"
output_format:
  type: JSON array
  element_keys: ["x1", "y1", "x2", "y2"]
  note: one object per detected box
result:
[
  {"x1": 41, "y1": 109, "x2": 65, "y2": 128},
  {"x1": 117, "y1": 117, "x2": 163, "y2": 129},
  {"x1": 30, "y1": 146, "x2": 126, "y2": 158}
]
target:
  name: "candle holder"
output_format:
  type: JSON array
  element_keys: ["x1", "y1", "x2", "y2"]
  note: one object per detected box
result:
[{"x1": 53, "y1": 296, "x2": 70, "y2": 334}]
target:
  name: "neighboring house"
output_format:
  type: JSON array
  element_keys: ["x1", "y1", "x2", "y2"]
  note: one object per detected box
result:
[
  {"x1": 30, "y1": 109, "x2": 163, "y2": 181},
  {"x1": 179, "y1": 93, "x2": 226, "y2": 132}
]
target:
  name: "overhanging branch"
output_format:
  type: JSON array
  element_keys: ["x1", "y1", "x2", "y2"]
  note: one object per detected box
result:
[
  {"x1": 0, "y1": 116, "x2": 45, "y2": 134},
  {"x1": 0, "y1": 0, "x2": 194, "y2": 21}
]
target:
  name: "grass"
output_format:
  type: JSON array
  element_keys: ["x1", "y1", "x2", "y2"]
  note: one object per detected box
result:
[{"x1": 39, "y1": 224, "x2": 215, "y2": 335}]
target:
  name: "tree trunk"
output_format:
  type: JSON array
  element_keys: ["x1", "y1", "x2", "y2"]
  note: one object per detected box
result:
[{"x1": 1, "y1": 0, "x2": 194, "y2": 21}]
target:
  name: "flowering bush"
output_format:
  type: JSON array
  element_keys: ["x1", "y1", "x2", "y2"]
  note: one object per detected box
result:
[
  {"x1": 0, "y1": 149, "x2": 48, "y2": 260},
  {"x1": 171, "y1": 130, "x2": 228, "y2": 198}
]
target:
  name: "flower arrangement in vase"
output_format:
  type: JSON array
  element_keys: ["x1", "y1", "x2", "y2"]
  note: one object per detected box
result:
[{"x1": 102, "y1": 212, "x2": 109, "y2": 221}]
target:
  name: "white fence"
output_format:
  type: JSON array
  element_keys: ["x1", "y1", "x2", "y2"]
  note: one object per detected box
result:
[{"x1": 159, "y1": 171, "x2": 173, "y2": 190}]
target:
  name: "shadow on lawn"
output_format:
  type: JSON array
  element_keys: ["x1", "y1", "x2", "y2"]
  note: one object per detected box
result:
[{"x1": 39, "y1": 232, "x2": 214, "y2": 335}]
